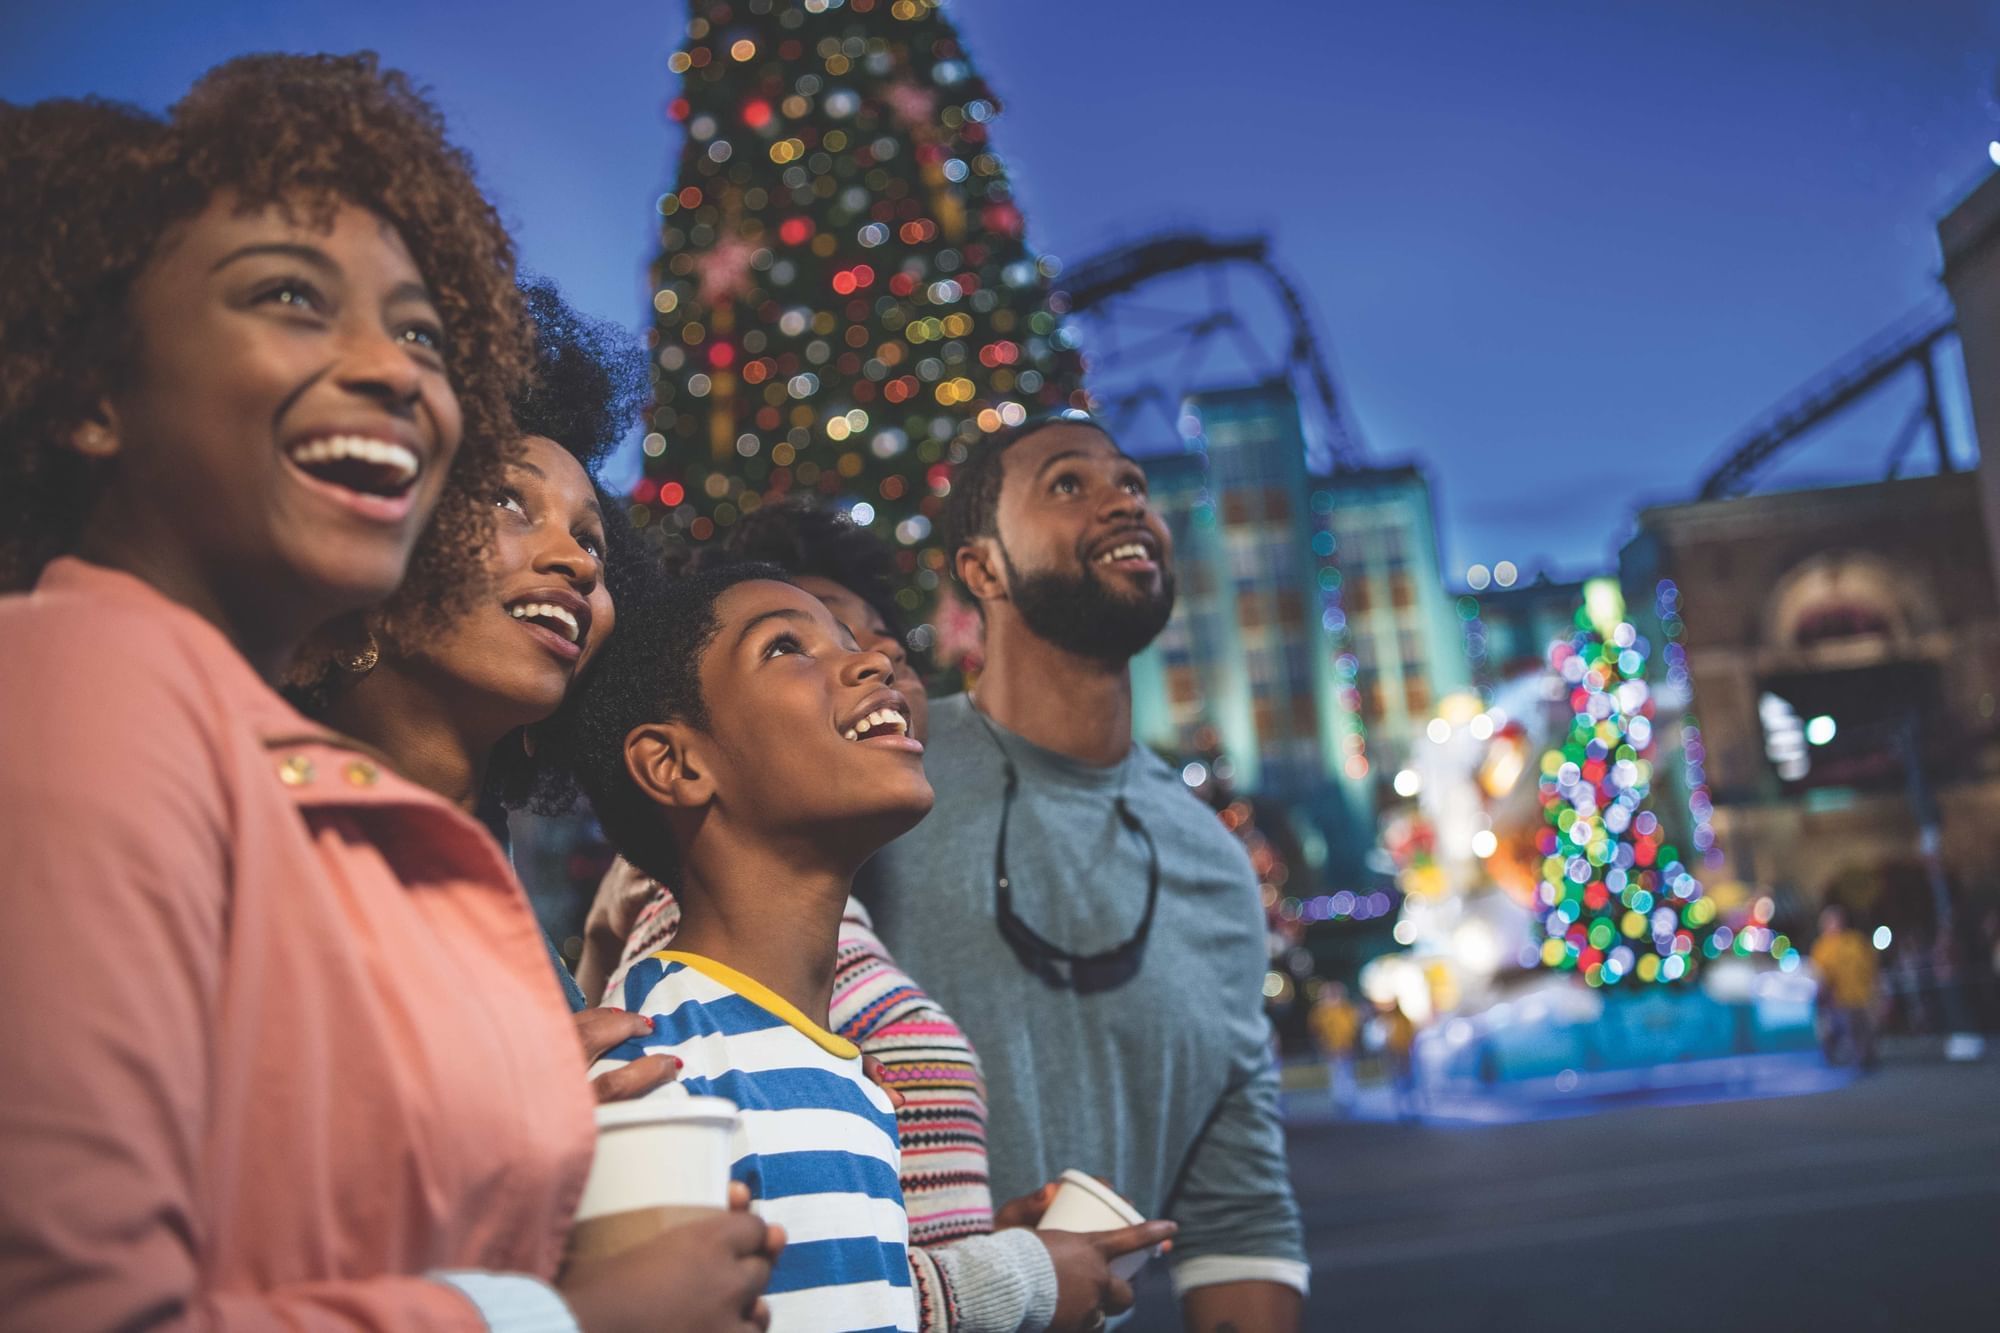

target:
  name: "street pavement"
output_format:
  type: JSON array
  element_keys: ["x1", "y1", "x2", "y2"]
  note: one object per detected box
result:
[{"x1": 1120, "y1": 1048, "x2": 2000, "y2": 1331}]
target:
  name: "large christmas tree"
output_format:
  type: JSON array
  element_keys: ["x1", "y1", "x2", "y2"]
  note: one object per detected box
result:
[
  {"x1": 1533, "y1": 579, "x2": 1719, "y2": 987},
  {"x1": 638, "y1": 0, "x2": 1087, "y2": 616}
]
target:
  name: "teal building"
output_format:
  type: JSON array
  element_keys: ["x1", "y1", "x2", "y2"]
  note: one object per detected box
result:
[{"x1": 1130, "y1": 380, "x2": 1468, "y2": 881}]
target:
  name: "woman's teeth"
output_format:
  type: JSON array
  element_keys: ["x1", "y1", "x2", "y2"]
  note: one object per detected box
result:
[
  {"x1": 509, "y1": 601, "x2": 581, "y2": 643},
  {"x1": 286, "y1": 435, "x2": 421, "y2": 494},
  {"x1": 1098, "y1": 542, "x2": 1150, "y2": 564},
  {"x1": 844, "y1": 708, "x2": 909, "y2": 741}
]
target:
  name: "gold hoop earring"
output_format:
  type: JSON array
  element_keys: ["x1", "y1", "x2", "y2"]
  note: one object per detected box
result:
[
  {"x1": 337, "y1": 635, "x2": 381, "y2": 674},
  {"x1": 72, "y1": 422, "x2": 116, "y2": 458}
]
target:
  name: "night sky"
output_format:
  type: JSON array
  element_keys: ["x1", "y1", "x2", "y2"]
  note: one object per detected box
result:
[{"x1": 6, "y1": 0, "x2": 1996, "y2": 578}]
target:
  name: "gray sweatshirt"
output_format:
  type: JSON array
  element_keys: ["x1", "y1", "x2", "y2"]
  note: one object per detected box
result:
[{"x1": 857, "y1": 694, "x2": 1309, "y2": 1299}]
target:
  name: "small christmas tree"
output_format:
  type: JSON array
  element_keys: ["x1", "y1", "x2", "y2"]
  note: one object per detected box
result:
[
  {"x1": 1532, "y1": 579, "x2": 1718, "y2": 986},
  {"x1": 640, "y1": 0, "x2": 1086, "y2": 617}
]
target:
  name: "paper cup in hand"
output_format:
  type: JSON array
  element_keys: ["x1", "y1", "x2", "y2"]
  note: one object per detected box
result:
[
  {"x1": 1039, "y1": 1168, "x2": 1157, "y2": 1282},
  {"x1": 570, "y1": 1095, "x2": 739, "y2": 1259}
]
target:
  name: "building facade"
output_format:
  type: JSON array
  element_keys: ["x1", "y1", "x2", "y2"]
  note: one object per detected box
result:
[
  {"x1": 1455, "y1": 572, "x2": 1590, "y2": 693},
  {"x1": 1324, "y1": 465, "x2": 1473, "y2": 762},
  {"x1": 1619, "y1": 472, "x2": 2000, "y2": 930},
  {"x1": 1130, "y1": 380, "x2": 1467, "y2": 878}
]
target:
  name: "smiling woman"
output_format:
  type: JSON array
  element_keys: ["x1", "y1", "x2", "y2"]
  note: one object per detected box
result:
[
  {"x1": 298, "y1": 278, "x2": 652, "y2": 815},
  {"x1": 0, "y1": 57, "x2": 776, "y2": 1333},
  {"x1": 0, "y1": 54, "x2": 532, "y2": 660}
]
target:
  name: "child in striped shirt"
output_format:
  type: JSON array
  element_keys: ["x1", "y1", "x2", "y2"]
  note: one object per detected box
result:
[{"x1": 570, "y1": 563, "x2": 936, "y2": 1332}]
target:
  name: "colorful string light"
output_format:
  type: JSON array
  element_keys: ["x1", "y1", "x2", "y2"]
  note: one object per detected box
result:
[
  {"x1": 1655, "y1": 579, "x2": 1724, "y2": 872},
  {"x1": 641, "y1": 0, "x2": 1085, "y2": 609},
  {"x1": 1533, "y1": 587, "x2": 1717, "y2": 986},
  {"x1": 1307, "y1": 487, "x2": 1371, "y2": 782}
]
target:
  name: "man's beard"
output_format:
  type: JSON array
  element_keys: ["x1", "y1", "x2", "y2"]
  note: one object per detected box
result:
[{"x1": 1000, "y1": 541, "x2": 1177, "y2": 665}]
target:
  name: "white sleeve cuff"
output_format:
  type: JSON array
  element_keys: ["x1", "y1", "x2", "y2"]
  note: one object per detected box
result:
[
  {"x1": 931, "y1": 1227, "x2": 1060, "y2": 1332},
  {"x1": 1168, "y1": 1254, "x2": 1312, "y2": 1298},
  {"x1": 432, "y1": 1271, "x2": 581, "y2": 1333}
]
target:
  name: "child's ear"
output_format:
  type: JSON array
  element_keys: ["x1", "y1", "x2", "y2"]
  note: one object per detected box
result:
[
  {"x1": 624, "y1": 721, "x2": 716, "y2": 810},
  {"x1": 956, "y1": 537, "x2": 1008, "y2": 606}
]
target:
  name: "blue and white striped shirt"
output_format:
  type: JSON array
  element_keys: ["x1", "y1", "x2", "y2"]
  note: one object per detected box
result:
[{"x1": 598, "y1": 951, "x2": 916, "y2": 1333}]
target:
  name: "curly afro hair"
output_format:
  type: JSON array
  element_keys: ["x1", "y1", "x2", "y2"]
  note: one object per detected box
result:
[
  {"x1": 514, "y1": 276, "x2": 647, "y2": 473},
  {"x1": 558, "y1": 562, "x2": 789, "y2": 889},
  {"x1": 0, "y1": 98, "x2": 169, "y2": 588},
  {"x1": 0, "y1": 52, "x2": 532, "y2": 608},
  {"x1": 711, "y1": 499, "x2": 908, "y2": 645}
]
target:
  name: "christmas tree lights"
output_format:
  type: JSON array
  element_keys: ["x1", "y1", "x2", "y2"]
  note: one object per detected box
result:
[
  {"x1": 639, "y1": 0, "x2": 1086, "y2": 616},
  {"x1": 1533, "y1": 579, "x2": 1718, "y2": 986}
]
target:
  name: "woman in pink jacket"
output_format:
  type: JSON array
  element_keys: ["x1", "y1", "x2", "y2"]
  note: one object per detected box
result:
[{"x1": 0, "y1": 56, "x2": 771, "y2": 1333}]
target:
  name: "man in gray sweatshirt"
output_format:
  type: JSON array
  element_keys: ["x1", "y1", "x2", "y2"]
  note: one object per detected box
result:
[{"x1": 858, "y1": 411, "x2": 1308, "y2": 1332}]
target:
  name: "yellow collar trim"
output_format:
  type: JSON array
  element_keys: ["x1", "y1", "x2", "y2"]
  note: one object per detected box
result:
[{"x1": 651, "y1": 951, "x2": 859, "y2": 1060}]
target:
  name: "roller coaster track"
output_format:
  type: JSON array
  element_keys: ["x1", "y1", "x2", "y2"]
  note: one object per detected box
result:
[
  {"x1": 1695, "y1": 301, "x2": 1958, "y2": 500},
  {"x1": 1057, "y1": 232, "x2": 1368, "y2": 471}
]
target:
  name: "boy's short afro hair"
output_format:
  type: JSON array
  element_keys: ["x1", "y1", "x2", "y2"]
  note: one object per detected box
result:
[
  {"x1": 558, "y1": 561, "x2": 791, "y2": 889},
  {"x1": 713, "y1": 499, "x2": 906, "y2": 643}
]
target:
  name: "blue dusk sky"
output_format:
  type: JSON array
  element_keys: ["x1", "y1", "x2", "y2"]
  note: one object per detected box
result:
[{"x1": 6, "y1": 0, "x2": 1997, "y2": 578}]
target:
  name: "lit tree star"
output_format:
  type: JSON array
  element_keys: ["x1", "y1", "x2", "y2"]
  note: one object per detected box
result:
[{"x1": 695, "y1": 232, "x2": 758, "y2": 306}]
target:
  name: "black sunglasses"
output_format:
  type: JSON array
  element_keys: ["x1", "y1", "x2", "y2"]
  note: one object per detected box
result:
[{"x1": 977, "y1": 706, "x2": 1161, "y2": 991}]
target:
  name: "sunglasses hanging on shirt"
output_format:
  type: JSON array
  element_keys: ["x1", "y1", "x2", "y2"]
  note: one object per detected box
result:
[{"x1": 972, "y1": 701, "x2": 1161, "y2": 992}]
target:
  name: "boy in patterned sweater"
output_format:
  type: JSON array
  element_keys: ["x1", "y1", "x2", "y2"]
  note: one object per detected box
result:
[{"x1": 569, "y1": 563, "x2": 936, "y2": 1331}]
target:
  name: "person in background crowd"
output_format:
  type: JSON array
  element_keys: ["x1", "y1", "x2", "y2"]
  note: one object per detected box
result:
[
  {"x1": 1810, "y1": 904, "x2": 1880, "y2": 1069},
  {"x1": 0, "y1": 58, "x2": 771, "y2": 1333},
  {"x1": 858, "y1": 410, "x2": 1309, "y2": 1333},
  {"x1": 587, "y1": 501, "x2": 1168, "y2": 1333},
  {"x1": 1309, "y1": 982, "x2": 1362, "y2": 1115},
  {"x1": 1378, "y1": 1000, "x2": 1421, "y2": 1122},
  {"x1": 1982, "y1": 908, "x2": 2000, "y2": 1029}
]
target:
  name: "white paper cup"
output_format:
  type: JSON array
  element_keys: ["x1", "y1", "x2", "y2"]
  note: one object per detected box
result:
[
  {"x1": 1039, "y1": 1168, "x2": 1156, "y2": 1282},
  {"x1": 571, "y1": 1095, "x2": 739, "y2": 1258}
]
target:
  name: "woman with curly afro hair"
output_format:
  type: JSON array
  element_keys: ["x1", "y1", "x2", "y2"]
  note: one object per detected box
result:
[{"x1": 0, "y1": 58, "x2": 776, "y2": 1333}]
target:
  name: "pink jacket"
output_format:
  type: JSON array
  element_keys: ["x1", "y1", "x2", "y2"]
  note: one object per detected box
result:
[{"x1": 0, "y1": 559, "x2": 596, "y2": 1331}]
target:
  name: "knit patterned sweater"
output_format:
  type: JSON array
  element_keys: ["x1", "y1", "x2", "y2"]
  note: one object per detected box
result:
[{"x1": 609, "y1": 880, "x2": 1055, "y2": 1332}]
